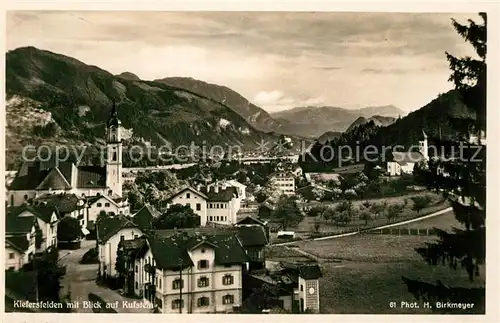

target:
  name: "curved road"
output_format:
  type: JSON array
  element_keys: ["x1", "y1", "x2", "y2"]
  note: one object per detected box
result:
[{"x1": 58, "y1": 240, "x2": 151, "y2": 313}]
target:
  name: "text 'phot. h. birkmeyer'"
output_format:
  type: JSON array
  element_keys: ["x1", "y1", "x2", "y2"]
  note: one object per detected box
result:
[{"x1": 2, "y1": 7, "x2": 495, "y2": 321}]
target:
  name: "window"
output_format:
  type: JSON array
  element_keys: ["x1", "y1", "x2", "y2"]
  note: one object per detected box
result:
[
  {"x1": 198, "y1": 260, "x2": 209, "y2": 269},
  {"x1": 196, "y1": 203, "x2": 201, "y2": 211},
  {"x1": 201, "y1": 248, "x2": 205, "y2": 253},
  {"x1": 222, "y1": 274, "x2": 234, "y2": 285},
  {"x1": 112, "y1": 152, "x2": 117, "y2": 161},
  {"x1": 120, "y1": 235, "x2": 125, "y2": 241},
  {"x1": 9, "y1": 253, "x2": 15, "y2": 259},
  {"x1": 224, "y1": 264, "x2": 231, "y2": 268},
  {"x1": 186, "y1": 193, "x2": 191, "y2": 198},
  {"x1": 197, "y1": 297, "x2": 210, "y2": 307},
  {"x1": 198, "y1": 277, "x2": 210, "y2": 287},
  {"x1": 172, "y1": 299, "x2": 184, "y2": 309},
  {"x1": 105, "y1": 203, "x2": 110, "y2": 207},
  {"x1": 222, "y1": 294, "x2": 234, "y2": 305},
  {"x1": 159, "y1": 278, "x2": 162, "y2": 289},
  {"x1": 8, "y1": 266, "x2": 15, "y2": 271},
  {"x1": 135, "y1": 265, "x2": 138, "y2": 272},
  {"x1": 300, "y1": 285, "x2": 303, "y2": 291},
  {"x1": 172, "y1": 279, "x2": 184, "y2": 290},
  {"x1": 135, "y1": 282, "x2": 138, "y2": 289},
  {"x1": 24, "y1": 194, "x2": 28, "y2": 200},
  {"x1": 108, "y1": 190, "x2": 113, "y2": 196},
  {"x1": 97, "y1": 203, "x2": 102, "y2": 207}
]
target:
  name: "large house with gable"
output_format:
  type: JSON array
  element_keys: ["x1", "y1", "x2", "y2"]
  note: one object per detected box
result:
[
  {"x1": 7, "y1": 103, "x2": 124, "y2": 206},
  {"x1": 131, "y1": 232, "x2": 249, "y2": 313},
  {"x1": 5, "y1": 213, "x2": 37, "y2": 271},
  {"x1": 97, "y1": 215, "x2": 143, "y2": 279},
  {"x1": 166, "y1": 184, "x2": 241, "y2": 226}
]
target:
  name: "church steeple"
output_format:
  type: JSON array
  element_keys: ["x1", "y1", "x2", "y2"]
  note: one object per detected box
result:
[{"x1": 107, "y1": 100, "x2": 121, "y2": 127}]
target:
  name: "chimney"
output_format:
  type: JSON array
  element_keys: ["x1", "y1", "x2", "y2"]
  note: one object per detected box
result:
[
  {"x1": 214, "y1": 183, "x2": 219, "y2": 193},
  {"x1": 197, "y1": 184, "x2": 202, "y2": 192}
]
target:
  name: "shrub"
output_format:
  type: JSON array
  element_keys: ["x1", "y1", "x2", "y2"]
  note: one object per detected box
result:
[{"x1": 80, "y1": 248, "x2": 99, "y2": 264}]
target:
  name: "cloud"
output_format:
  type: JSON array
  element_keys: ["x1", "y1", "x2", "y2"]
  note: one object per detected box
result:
[{"x1": 252, "y1": 91, "x2": 324, "y2": 112}]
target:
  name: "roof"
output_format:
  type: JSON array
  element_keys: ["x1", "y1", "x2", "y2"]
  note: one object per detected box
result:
[
  {"x1": 132, "y1": 204, "x2": 161, "y2": 230},
  {"x1": 33, "y1": 193, "x2": 85, "y2": 213},
  {"x1": 5, "y1": 236, "x2": 30, "y2": 253},
  {"x1": 236, "y1": 225, "x2": 268, "y2": 247},
  {"x1": 107, "y1": 102, "x2": 122, "y2": 127},
  {"x1": 146, "y1": 232, "x2": 249, "y2": 270},
  {"x1": 6, "y1": 213, "x2": 36, "y2": 234},
  {"x1": 281, "y1": 262, "x2": 322, "y2": 280},
  {"x1": 236, "y1": 216, "x2": 267, "y2": 226},
  {"x1": 9, "y1": 160, "x2": 108, "y2": 191},
  {"x1": 97, "y1": 216, "x2": 139, "y2": 243},
  {"x1": 168, "y1": 186, "x2": 208, "y2": 201},
  {"x1": 391, "y1": 151, "x2": 426, "y2": 166},
  {"x1": 8, "y1": 204, "x2": 58, "y2": 224},
  {"x1": 203, "y1": 186, "x2": 238, "y2": 202}
]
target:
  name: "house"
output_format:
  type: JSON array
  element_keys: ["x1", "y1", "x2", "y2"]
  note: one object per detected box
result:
[
  {"x1": 32, "y1": 193, "x2": 86, "y2": 227},
  {"x1": 7, "y1": 204, "x2": 59, "y2": 251},
  {"x1": 208, "y1": 180, "x2": 247, "y2": 200},
  {"x1": 243, "y1": 262, "x2": 322, "y2": 313},
  {"x1": 86, "y1": 195, "x2": 130, "y2": 230},
  {"x1": 118, "y1": 236, "x2": 147, "y2": 296},
  {"x1": 133, "y1": 232, "x2": 249, "y2": 313},
  {"x1": 236, "y1": 216, "x2": 270, "y2": 241},
  {"x1": 235, "y1": 225, "x2": 269, "y2": 271},
  {"x1": 166, "y1": 184, "x2": 240, "y2": 226},
  {"x1": 7, "y1": 102, "x2": 124, "y2": 206},
  {"x1": 5, "y1": 214, "x2": 37, "y2": 271},
  {"x1": 269, "y1": 171, "x2": 296, "y2": 196},
  {"x1": 132, "y1": 203, "x2": 162, "y2": 231},
  {"x1": 97, "y1": 216, "x2": 143, "y2": 279}
]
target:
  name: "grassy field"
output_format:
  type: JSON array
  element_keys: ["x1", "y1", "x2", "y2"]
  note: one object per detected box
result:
[
  {"x1": 295, "y1": 228, "x2": 485, "y2": 314},
  {"x1": 391, "y1": 210, "x2": 462, "y2": 230},
  {"x1": 293, "y1": 192, "x2": 448, "y2": 236}
]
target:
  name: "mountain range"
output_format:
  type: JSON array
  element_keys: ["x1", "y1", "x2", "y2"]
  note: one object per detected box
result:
[
  {"x1": 5, "y1": 46, "x2": 407, "y2": 168},
  {"x1": 345, "y1": 115, "x2": 396, "y2": 133},
  {"x1": 270, "y1": 105, "x2": 404, "y2": 138}
]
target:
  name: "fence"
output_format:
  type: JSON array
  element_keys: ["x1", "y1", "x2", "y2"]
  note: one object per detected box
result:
[{"x1": 367, "y1": 227, "x2": 439, "y2": 236}]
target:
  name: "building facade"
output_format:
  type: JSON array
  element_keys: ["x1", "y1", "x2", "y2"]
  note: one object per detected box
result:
[{"x1": 269, "y1": 171, "x2": 296, "y2": 195}]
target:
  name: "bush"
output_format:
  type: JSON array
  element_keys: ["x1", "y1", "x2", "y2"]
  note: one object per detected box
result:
[
  {"x1": 80, "y1": 248, "x2": 99, "y2": 264},
  {"x1": 57, "y1": 216, "x2": 82, "y2": 242}
]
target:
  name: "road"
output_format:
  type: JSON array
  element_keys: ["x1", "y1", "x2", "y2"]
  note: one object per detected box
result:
[{"x1": 58, "y1": 240, "x2": 152, "y2": 313}]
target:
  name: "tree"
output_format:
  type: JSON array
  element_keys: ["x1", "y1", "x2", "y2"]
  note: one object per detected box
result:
[
  {"x1": 369, "y1": 202, "x2": 386, "y2": 218},
  {"x1": 307, "y1": 205, "x2": 328, "y2": 218},
  {"x1": 241, "y1": 284, "x2": 282, "y2": 313},
  {"x1": 411, "y1": 196, "x2": 432, "y2": 215},
  {"x1": 359, "y1": 209, "x2": 373, "y2": 226},
  {"x1": 270, "y1": 196, "x2": 303, "y2": 230},
  {"x1": 313, "y1": 219, "x2": 321, "y2": 233},
  {"x1": 115, "y1": 242, "x2": 127, "y2": 288},
  {"x1": 333, "y1": 200, "x2": 354, "y2": 226},
  {"x1": 386, "y1": 203, "x2": 404, "y2": 222},
  {"x1": 402, "y1": 13, "x2": 486, "y2": 314},
  {"x1": 153, "y1": 204, "x2": 201, "y2": 229},
  {"x1": 57, "y1": 216, "x2": 81, "y2": 242},
  {"x1": 311, "y1": 186, "x2": 325, "y2": 201}
]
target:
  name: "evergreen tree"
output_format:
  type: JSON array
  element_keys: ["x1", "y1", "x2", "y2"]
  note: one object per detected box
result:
[{"x1": 402, "y1": 13, "x2": 486, "y2": 314}]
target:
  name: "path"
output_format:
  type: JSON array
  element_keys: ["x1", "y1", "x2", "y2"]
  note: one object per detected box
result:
[
  {"x1": 273, "y1": 207, "x2": 453, "y2": 246},
  {"x1": 58, "y1": 240, "x2": 151, "y2": 313}
]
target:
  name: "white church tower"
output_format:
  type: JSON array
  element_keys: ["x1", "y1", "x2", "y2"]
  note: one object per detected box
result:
[
  {"x1": 106, "y1": 101, "x2": 123, "y2": 197},
  {"x1": 419, "y1": 130, "x2": 429, "y2": 161}
]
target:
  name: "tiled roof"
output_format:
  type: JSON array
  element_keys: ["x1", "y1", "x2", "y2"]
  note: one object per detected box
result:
[
  {"x1": 33, "y1": 193, "x2": 84, "y2": 214},
  {"x1": 167, "y1": 186, "x2": 208, "y2": 201},
  {"x1": 76, "y1": 166, "x2": 107, "y2": 188},
  {"x1": 8, "y1": 204, "x2": 58, "y2": 224},
  {"x1": 36, "y1": 168, "x2": 71, "y2": 190},
  {"x1": 97, "y1": 216, "x2": 139, "y2": 243},
  {"x1": 236, "y1": 216, "x2": 267, "y2": 226},
  {"x1": 132, "y1": 204, "x2": 161, "y2": 230},
  {"x1": 9, "y1": 160, "x2": 108, "y2": 191},
  {"x1": 236, "y1": 225, "x2": 268, "y2": 247},
  {"x1": 5, "y1": 213, "x2": 36, "y2": 234},
  {"x1": 6, "y1": 236, "x2": 30, "y2": 253},
  {"x1": 203, "y1": 186, "x2": 238, "y2": 202},
  {"x1": 146, "y1": 232, "x2": 249, "y2": 270},
  {"x1": 281, "y1": 262, "x2": 322, "y2": 280},
  {"x1": 120, "y1": 236, "x2": 147, "y2": 250}
]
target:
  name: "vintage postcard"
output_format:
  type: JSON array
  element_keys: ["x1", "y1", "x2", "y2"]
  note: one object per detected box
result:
[{"x1": 1, "y1": 2, "x2": 498, "y2": 322}]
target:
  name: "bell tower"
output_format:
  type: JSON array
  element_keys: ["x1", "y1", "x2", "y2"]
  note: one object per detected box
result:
[{"x1": 106, "y1": 100, "x2": 123, "y2": 197}]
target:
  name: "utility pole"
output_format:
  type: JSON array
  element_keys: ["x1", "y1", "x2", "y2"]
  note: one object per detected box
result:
[{"x1": 179, "y1": 257, "x2": 183, "y2": 314}]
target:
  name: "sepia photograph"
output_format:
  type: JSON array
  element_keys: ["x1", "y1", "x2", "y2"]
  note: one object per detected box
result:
[{"x1": 3, "y1": 8, "x2": 490, "y2": 317}]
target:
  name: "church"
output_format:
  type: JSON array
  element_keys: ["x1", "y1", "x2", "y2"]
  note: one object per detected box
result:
[{"x1": 8, "y1": 103, "x2": 124, "y2": 207}]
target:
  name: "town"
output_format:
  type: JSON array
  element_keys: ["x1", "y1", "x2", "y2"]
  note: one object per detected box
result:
[{"x1": 4, "y1": 11, "x2": 487, "y2": 316}]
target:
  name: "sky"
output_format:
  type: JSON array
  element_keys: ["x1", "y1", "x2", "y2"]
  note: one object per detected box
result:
[{"x1": 6, "y1": 11, "x2": 478, "y2": 113}]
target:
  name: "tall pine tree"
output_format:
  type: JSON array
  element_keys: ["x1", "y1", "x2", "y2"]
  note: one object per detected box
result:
[{"x1": 403, "y1": 13, "x2": 486, "y2": 314}]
